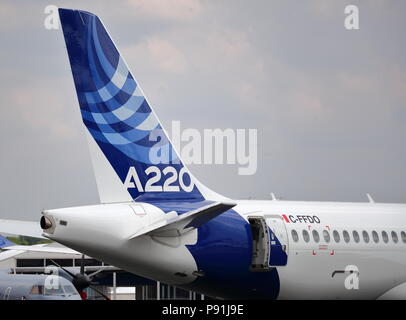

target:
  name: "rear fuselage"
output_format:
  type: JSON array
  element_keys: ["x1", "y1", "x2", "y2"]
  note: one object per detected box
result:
[{"x1": 42, "y1": 200, "x2": 406, "y2": 299}]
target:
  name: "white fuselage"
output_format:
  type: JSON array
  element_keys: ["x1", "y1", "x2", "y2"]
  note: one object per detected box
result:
[
  {"x1": 236, "y1": 200, "x2": 406, "y2": 299},
  {"x1": 41, "y1": 199, "x2": 406, "y2": 300}
]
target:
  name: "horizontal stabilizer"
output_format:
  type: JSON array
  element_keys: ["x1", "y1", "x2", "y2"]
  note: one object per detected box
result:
[
  {"x1": 2, "y1": 245, "x2": 81, "y2": 255},
  {"x1": 130, "y1": 201, "x2": 236, "y2": 238},
  {"x1": 0, "y1": 249, "x2": 27, "y2": 262},
  {"x1": 0, "y1": 219, "x2": 45, "y2": 239}
]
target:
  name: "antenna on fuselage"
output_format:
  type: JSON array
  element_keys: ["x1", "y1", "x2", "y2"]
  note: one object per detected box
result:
[{"x1": 366, "y1": 193, "x2": 375, "y2": 203}]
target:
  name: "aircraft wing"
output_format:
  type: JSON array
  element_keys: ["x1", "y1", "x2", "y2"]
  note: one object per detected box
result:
[
  {"x1": 129, "y1": 201, "x2": 236, "y2": 238},
  {"x1": 0, "y1": 219, "x2": 45, "y2": 239},
  {"x1": 0, "y1": 249, "x2": 27, "y2": 261},
  {"x1": 0, "y1": 244, "x2": 45, "y2": 261},
  {"x1": 2, "y1": 244, "x2": 81, "y2": 255}
]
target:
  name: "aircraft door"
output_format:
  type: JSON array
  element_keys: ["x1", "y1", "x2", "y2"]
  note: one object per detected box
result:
[
  {"x1": 265, "y1": 216, "x2": 288, "y2": 266},
  {"x1": 248, "y1": 217, "x2": 271, "y2": 271}
]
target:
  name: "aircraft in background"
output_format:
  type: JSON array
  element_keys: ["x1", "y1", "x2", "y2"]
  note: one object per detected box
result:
[
  {"x1": 0, "y1": 235, "x2": 114, "y2": 299},
  {"x1": 0, "y1": 227, "x2": 81, "y2": 262},
  {"x1": 12, "y1": 261, "x2": 114, "y2": 300},
  {"x1": 0, "y1": 236, "x2": 81, "y2": 300},
  {"x1": 0, "y1": 269, "x2": 81, "y2": 300},
  {"x1": 4, "y1": 8, "x2": 406, "y2": 299}
]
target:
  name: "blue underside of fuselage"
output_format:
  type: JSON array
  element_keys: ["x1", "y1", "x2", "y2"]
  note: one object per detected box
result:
[{"x1": 143, "y1": 201, "x2": 281, "y2": 299}]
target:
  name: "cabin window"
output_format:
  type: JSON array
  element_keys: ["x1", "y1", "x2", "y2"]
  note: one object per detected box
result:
[
  {"x1": 362, "y1": 231, "x2": 370, "y2": 243},
  {"x1": 312, "y1": 230, "x2": 320, "y2": 243},
  {"x1": 333, "y1": 230, "x2": 340, "y2": 243},
  {"x1": 323, "y1": 230, "x2": 330, "y2": 243},
  {"x1": 30, "y1": 285, "x2": 43, "y2": 295},
  {"x1": 353, "y1": 231, "x2": 360, "y2": 243},
  {"x1": 302, "y1": 230, "x2": 310, "y2": 243},
  {"x1": 391, "y1": 231, "x2": 399, "y2": 243},
  {"x1": 63, "y1": 285, "x2": 77, "y2": 296},
  {"x1": 291, "y1": 230, "x2": 299, "y2": 242},
  {"x1": 401, "y1": 231, "x2": 406, "y2": 243},
  {"x1": 44, "y1": 286, "x2": 65, "y2": 296},
  {"x1": 343, "y1": 230, "x2": 350, "y2": 243},
  {"x1": 372, "y1": 231, "x2": 379, "y2": 243},
  {"x1": 382, "y1": 231, "x2": 388, "y2": 243}
]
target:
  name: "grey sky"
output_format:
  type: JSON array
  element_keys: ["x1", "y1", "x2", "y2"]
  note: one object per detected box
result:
[{"x1": 0, "y1": 0, "x2": 405, "y2": 221}]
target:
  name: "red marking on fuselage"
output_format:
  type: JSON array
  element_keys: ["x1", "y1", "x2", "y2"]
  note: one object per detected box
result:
[{"x1": 282, "y1": 214, "x2": 290, "y2": 223}]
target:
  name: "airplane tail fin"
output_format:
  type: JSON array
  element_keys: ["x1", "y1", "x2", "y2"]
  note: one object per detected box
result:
[{"x1": 58, "y1": 9, "x2": 226, "y2": 203}]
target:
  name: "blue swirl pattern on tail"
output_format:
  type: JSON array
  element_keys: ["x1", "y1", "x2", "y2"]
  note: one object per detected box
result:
[{"x1": 59, "y1": 9, "x2": 203, "y2": 201}]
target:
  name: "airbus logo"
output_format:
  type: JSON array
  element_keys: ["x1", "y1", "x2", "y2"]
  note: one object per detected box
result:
[{"x1": 282, "y1": 214, "x2": 321, "y2": 224}]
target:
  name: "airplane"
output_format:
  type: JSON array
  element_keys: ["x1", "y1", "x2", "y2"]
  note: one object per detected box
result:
[
  {"x1": 0, "y1": 236, "x2": 81, "y2": 300},
  {"x1": 6, "y1": 8, "x2": 406, "y2": 300},
  {"x1": 0, "y1": 226, "x2": 82, "y2": 262},
  {"x1": 0, "y1": 235, "x2": 115, "y2": 299},
  {"x1": 0, "y1": 269, "x2": 82, "y2": 300},
  {"x1": 12, "y1": 260, "x2": 115, "y2": 300}
]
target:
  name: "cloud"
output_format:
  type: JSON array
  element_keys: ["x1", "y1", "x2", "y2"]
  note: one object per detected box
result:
[
  {"x1": 0, "y1": 0, "x2": 405, "y2": 219},
  {"x1": 145, "y1": 37, "x2": 188, "y2": 73},
  {"x1": 206, "y1": 29, "x2": 250, "y2": 58},
  {"x1": 337, "y1": 72, "x2": 373, "y2": 91},
  {"x1": 0, "y1": 1, "x2": 38, "y2": 30},
  {"x1": 4, "y1": 81, "x2": 81, "y2": 142},
  {"x1": 124, "y1": 37, "x2": 188, "y2": 74},
  {"x1": 310, "y1": 0, "x2": 342, "y2": 17},
  {"x1": 391, "y1": 69, "x2": 406, "y2": 99},
  {"x1": 126, "y1": 0, "x2": 203, "y2": 21}
]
